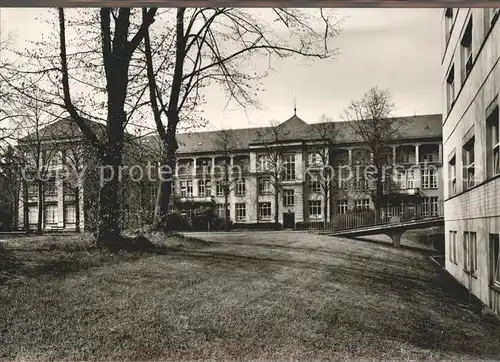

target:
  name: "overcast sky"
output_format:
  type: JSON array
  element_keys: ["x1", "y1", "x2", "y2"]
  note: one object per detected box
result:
[{"x1": 1, "y1": 8, "x2": 443, "y2": 131}]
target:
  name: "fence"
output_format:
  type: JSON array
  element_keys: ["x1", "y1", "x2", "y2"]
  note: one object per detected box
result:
[{"x1": 304, "y1": 200, "x2": 444, "y2": 232}]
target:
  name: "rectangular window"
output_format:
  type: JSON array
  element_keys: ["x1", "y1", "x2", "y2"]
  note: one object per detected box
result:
[
  {"x1": 283, "y1": 154, "x2": 296, "y2": 181},
  {"x1": 64, "y1": 204, "x2": 76, "y2": 223},
  {"x1": 490, "y1": 234, "x2": 500, "y2": 287},
  {"x1": 406, "y1": 170, "x2": 414, "y2": 189},
  {"x1": 198, "y1": 179, "x2": 211, "y2": 197},
  {"x1": 446, "y1": 65, "x2": 455, "y2": 112},
  {"x1": 449, "y1": 230, "x2": 457, "y2": 264},
  {"x1": 236, "y1": 203, "x2": 246, "y2": 221},
  {"x1": 257, "y1": 155, "x2": 270, "y2": 171},
  {"x1": 355, "y1": 199, "x2": 370, "y2": 210},
  {"x1": 337, "y1": 200, "x2": 348, "y2": 215},
  {"x1": 216, "y1": 181, "x2": 224, "y2": 197},
  {"x1": 308, "y1": 200, "x2": 322, "y2": 218},
  {"x1": 464, "y1": 231, "x2": 478, "y2": 275},
  {"x1": 259, "y1": 202, "x2": 272, "y2": 220},
  {"x1": 216, "y1": 204, "x2": 230, "y2": 218},
  {"x1": 463, "y1": 137, "x2": 475, "y2": 189},
  {"x1": 308, "y1": 152, "x2": 322, "y2": 167},
  {"x1": 421, "y1": 167, "x2": 438, "y2": 189},
  {"x1": 258, "y1": 177, "x2": 271, "y2": 195},
  {"x1": 44, "y1": 204, "x2": 57, "y2": 224},
  {"x1": 283, "y1": 189, "x2": 294, "y2": 207},
  {"x1": 180, "y1": 180, "x2": 193, "y2": 197},
  {"x1": 422, "y1": 197, "x2": 430, "y2": 217},
  {"x1": 422, "y1": 152, "x2": 435, "y2": 163},
  {"x1": 236, "y1": 179, "x2": 246, "y2": 196},
  {"x1": 449, "y1": 154, "x2": 457, "y2": 195},
  {"x1": 308, "y1": 178, "x2": 321, "y2": 193},
  {"x1": 486, "y1": 101, "x2": 499, "y2": 178},
  {"x1": 45, "y1": 178, "x2": 57, "y2": 197},
  {"x1": 430, "y1": 197, "x2": 439, "y2": 216},
  {"x1": 460, "y1": 17, "x2": 473, "y2": 83},
  {"x1": 28, "y1": 206, "x2": 38, "y2": 224}
]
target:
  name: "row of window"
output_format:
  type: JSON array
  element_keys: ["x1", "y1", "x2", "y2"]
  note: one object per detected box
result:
[
  {"x1": 178, "y1": 179, "x2": 247, "y2": 198},
  {"x1": 445, "y1": 8, "x2": 499, "y2": 113},
  {"x1": 448, "y1": 100, "x2": 499, "y2": 196},
  {"x1": 449, "y1": 231, "x2": 500, "y2": 288},
  {"x1": 28, "y1": 204, "x2": 77, "y2": 224}
]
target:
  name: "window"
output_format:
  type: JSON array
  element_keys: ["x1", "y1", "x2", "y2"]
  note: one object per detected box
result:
[
  {"x1": 45, "y1": 178, "x2": 57, "y2": 197},
  {"x1": 445, "y1": 8, "x2": 454, "y2": 44},
  {"x1": 259, "y1": 202, "x2": 271, "y2": 220},
  {"x1": 430, "y1": 197, "x2": 439, "y2": 216},
  {"x1": 460, "y1": 17, "x2": 473, "y2": 83},
  {"x1": 44, "y1": 204, "x2": 57, "y2": 224},
  {"x1": 216, "y1": 181, "x2": 224, "y2": 197},
  {"x1": 355, "y1": 199, "x2": 370, "y2": 210},
  {"x1": 216, "y1": 204, "x2": 230, "y2": 218},
  {"x1": 463, "y1": 137, "x2": 475, "y2": 189},
  {"x1": 337, "y1": 200, "x2": 348, "y2": 215},
  {"x1": 283, "y1": 154, "x2": 296, "y2": 181},
  {"x1": 490, "y1": 234, "x2": 500, "y2": 287},
  {"x1": 446, "y1": 65, "x2": 455, "y2": 112},
  {"x1": 257, "y1": 155, "x2": 270, "y2": 171},
  {"x1": 449, "y1": 231, "x2": 457, "y2": 264},
  {"x1": 422, "y1": 152, "x2": 435, "y2": 163},
  {"x1": 422, "y1": 167, "x2": 438, "y2": 189},
  {"x1": 486, "y1": 100, "x2": 499, "y2": 178},
  {"x1": 309, "y1": 200, "x2": 322, "y2": 218},
  {"x1": 283, "y1": 189, "x2": 294, "y2": 206},
  {"x1": 198, "y1": 179, "x2": 211, "y2": 197},
  {"x1": 339, "y1": 166, "x2": 351, "y2": 189},
  {"x1": 308, "y1": 178, "x2": 321, "y2": 193},
  {"x1": 449, "y1": 154, "x2": 457, "y2": 195},
  {"x1": 180, "y1": 180, "x2": 193, "y2": 197},
  {"x1": 46, "y1": 152, "x2": 61, "y2": 168},
  {"x1": 28, "y1": 206, "x2": 38, "y2": 224},
  {"x1": 236, "y1": 179, "x2": 246, "y2": 196},
  {"x1": 308, "y1": 152, "x2": 322, "y2": 167},
  {"x1": 406, "y1": 170, "x2": 414, "y2": 189},
  {"x1": 27, "y1": 183, "x2": 38, "y2": 197},
  {"x1": 258, "y1": 177, "x2": 271, "y2": 195},
  {"x1": 464, "y1": 232, "x2": 478, "y2": 275},
  {"x1": 64, "y1": 204, "x2": 76, "y2": 223},
  {"x1": 236, "y1": 203, "x2": 246, "y2": 221}
]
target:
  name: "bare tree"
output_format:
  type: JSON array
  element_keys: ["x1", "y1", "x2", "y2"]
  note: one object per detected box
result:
[
  {"x1": 342, "y1": 87, "x2": 406, "y2": 212},
  {"x1": 212, "y1": 128, "x2": 240, "y2": 231},
  {"x1": 255, "y1": 120, "x2": 291, "y2": 226},
  {"x1": 144, "y1": 8, "x2": 342, "y2": 230},
  {"x1": 308, "y1": 115, "x2": 341, "y2": 226},
  {"x1": 14, "y1": 97, "x2": 62, "y2": 234}
]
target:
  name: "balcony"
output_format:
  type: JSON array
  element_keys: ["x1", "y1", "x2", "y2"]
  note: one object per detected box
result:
[{"x1": 174, "y1": 195, "x2": 214, "y2": 205}]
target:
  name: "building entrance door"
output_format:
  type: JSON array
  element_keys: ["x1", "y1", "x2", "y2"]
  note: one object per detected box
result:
[{"x1": 283, "y1": 212, "x2": 295, "y2": 229}]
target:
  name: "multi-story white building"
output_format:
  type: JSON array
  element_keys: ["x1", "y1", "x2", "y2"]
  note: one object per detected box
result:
[
  {"x1": 170, "y1": 112, "x2": 444, "y2": 227},
  {"x1": 441, "y1": 7, "x2": 500, "y2": 315},
  {"x1": 16, "y1": 112, "x2": 443, "y2": 232}
]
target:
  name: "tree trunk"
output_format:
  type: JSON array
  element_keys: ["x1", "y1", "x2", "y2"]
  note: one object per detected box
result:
[
  {"x1": 37, "y1": 181, "x2": 43, "y2": 234},
  {"x1": 274, "y1": 174, "x2": 279, "y2": 227},
  {"x1": 224, "y1": 164, "x2": 229, "y2": 231},
  {"x1": 74, "y1": 186, "x2": 80, "y2": 233},
  {"x1": 23, "y1": 180, "x2": 29, "y2": 233},
  {"x1": 153, "y1": 120, "x2": 179, "y2": 231},
  {"x1": 96, "y1": 143, "x2": 123, "y2": 247}
]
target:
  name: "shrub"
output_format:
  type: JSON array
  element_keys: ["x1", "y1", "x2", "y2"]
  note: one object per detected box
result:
[{"x1": 231, "y1": 222, "x2": 282, "y2": 230}]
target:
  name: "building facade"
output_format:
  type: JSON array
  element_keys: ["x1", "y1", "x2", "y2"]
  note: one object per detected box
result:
[
  {"x1": 170, "y1": 113, "x2": 444, "y2": 226},
  {"x1": 17, "y1": 113, "x2": 444, "y2": 232},
  {"x1": 442, "y1": 8, "x2": 500, "y2": 315}
]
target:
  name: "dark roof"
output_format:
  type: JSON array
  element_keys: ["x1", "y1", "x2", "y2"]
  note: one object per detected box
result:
[
  {"x1": 172, "y1": 113, "x2": 442, "y2": 154},
  {"x1": 21, "y1": 113, "x2": 443, "y2": 155},
  {"x1": 19, "y1": 117, "x2": 107, "y2": 143}
]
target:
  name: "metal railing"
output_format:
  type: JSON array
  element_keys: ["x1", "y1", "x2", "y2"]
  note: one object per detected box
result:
[{"x1": 304, "y1": 201, "x2": 444, "y2": 233}]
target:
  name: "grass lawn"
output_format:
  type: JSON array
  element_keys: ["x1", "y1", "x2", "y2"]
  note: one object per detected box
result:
[{"x1": 1, "y1": 231, "x2": 500, "y2": 360}]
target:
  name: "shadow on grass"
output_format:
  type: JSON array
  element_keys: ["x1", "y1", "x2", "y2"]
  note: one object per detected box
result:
[{"x1": 0, "y1": 243, "x2": 24, "y2": 284}]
